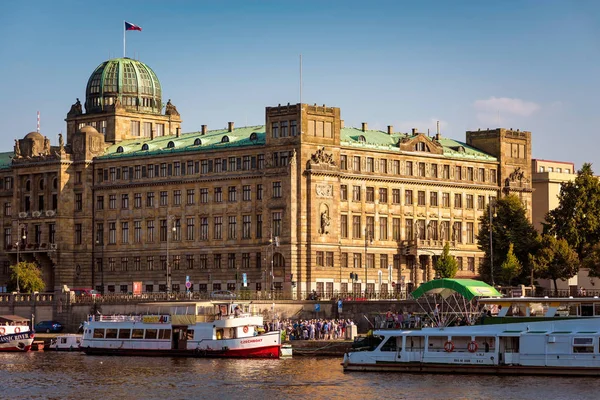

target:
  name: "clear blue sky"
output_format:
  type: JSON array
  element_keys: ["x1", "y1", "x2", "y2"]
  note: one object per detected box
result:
[{"x1": 0, "y1": 1, "x2": 598, "y2": 169}]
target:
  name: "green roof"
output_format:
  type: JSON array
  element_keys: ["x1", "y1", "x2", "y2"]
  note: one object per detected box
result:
[
  {"x1": 99, "y1": 125, "x2": 266, "y2": 159},
  {"x1": 0, "y1": 151, "x2": 14, "y2": 170},
  {"x1": 411, "y1": 279, "x2": 502, "y2": 301}
]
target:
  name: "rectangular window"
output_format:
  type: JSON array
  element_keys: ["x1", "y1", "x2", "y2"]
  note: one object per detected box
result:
[
  {"x1": 131, "y1": 121, "x2": 140, "y2": 136},
  {"x1": 200, "y1": 217, "x2": 209, "y2": 240},
  {"x1": 273, "y1": 182, "x2": 282, "y2": 198},
  {"x1": 467, "y1": 167, "x2": 474, "y2": 181},
  {"x1": 147, "y1": 220, "x2": 155, "y2": 242},
  {"x1": 134, "y1": 220, "x2": 142, "y2": 243},
  {"x1": 431, "y1": 164, "x2": 438, "y2": 178},
  {"x1": 109, "y1": 194, "x2": 116, "y2": 209},
  {"x1": 121, "y1": 222, "x2": 129, "y2": 244},
  {"x1": 200, "y1": 188, "x2": 208, "y2": 203},
  {"x1": 146, "y1": 192, "x2": 155, "y2": 207},
  {"x1": 96, "y1": 195, "x2": 104, "y2": 210},
  {"x1": 379, "y1": 188, "x2": 388, "y2": 203},
  {"x1": 353, "y1": 156, "x2": 361, "y2": 172},
  {"x1": 340, "y1": 155, "x2": 347, "y2": 170},
  {"x1": 143, "y1": 122, "x2": 152, "y2": 137},
  {"x1": 228, "y1": 216, "x2": 237, "y2": 239},
  {"x1": 214, "y1": 187, "x2": 223, "y2": 203},
  {"x1": 405, "y1": 190, "x2": 413, "y2": 205},
  {"x1": 353, "y1": 186, "x2": 361, "y2": 202},
  {"x1": 418, "y1": 162, "x2": 426, "y2": 177},
  {"x1": 366, "y1": 187, "x2": 375, "y2": 202},
  {"x1": 147, "y1": 164, "x2": 155, "y2": 178},
  {"x1": 256, "y1": 214, "x2": 263, "y2": 239},
  {"x1": 243, "y1": 185, "x2": 251, "y2": 201},
  {"x1": 455, "y1": 166, "x2": 462, "y2": 180},
  {"x1": 173, "y1": 190, "x2": 181, "y2": 206},
  {"x1": 454, "y1": 222, "x2": 462, "y2": 243},
  {"x1": 316, "y1": 251, "x2": 324, "y2": 267},
  {"x1": 442, "y1": 192, "x2": 450, "y2": 207},
  {"x1": 353, "y1": 253, "x2": 362, "y2": 269},
  {"x1": 340, "y1": 215, "x2": 348, "y2": 238},
  {"x1": 214, "y1": 216, "x2": 223, "y2": 239},
  {"x1": 257, "y1": 184, "x2": 263, "y2": 200},
  {"x1": 228, "y1": 253, "x2": 236, "y2": 269},
  {"x1": 405, "y1": 219, "x2": 413, "y2": 240},
  {"x1": 272, "y1": 122, "x2": 279, "y2": 138},
  {"x1": 199, "y1": 254, "x2": 208, "y2": 269},
  {"x1": 380, "y1": 159, "x2": 388, "y2": 174},
  {"x1": 160, "y1": 191, "x2": 168, "y2": 206},
  {"x1": 187, "y1": 189, "x2": 195, "y2": 205},
  {"x1": 406, "y1": 161, "x2": 413, "y2": 176},
  {"x1": 243, "y1": 215, "x2": 251, "y2": 239},
  {"x1": 353, "y1": 216, "x2": 361, "y2": 239},
  {"x1": 379, "y1": 217, "x2": 388, "y2": 240},
  {"x1": 290, "y1": 120, "x2": 297, "y2": 136},
  {"x1": 242, "y1": 253, "x2": 250, "y2": 269},
  {"x1": 417, "y1": 191, "x2": 426, "y2": 206},
  {"x1": 272, "y1": 212, "x2": 282, "y2": 237},
  {"x1": 443, "y1": 165, "x2": 450, "y2": 179},
  {"x1": 280, "y1": 121, "x2": 288, "y2": 137},
  {"x1": 393, "y1": 218, "x2": 401, "y2": 241},
  {"x1": 75, "y1": 224, "x2": 82, "y2": 245},
  {"x1": 75, "y1": 193, "x2": 83, "y2": 211},
  {"x1": 258, "y1": 154, "x2": 265, "y2": 169},
  {"x1": 133, "y1": 193, "x2": 142, "y2": 208},
  {"x1": 454, "y1": 193, "x2": 462, "y2": 208},
  {"x1": 466, "y1": 194, "x2": 474, "y2": 209},
  {"x1": 490, "y1": 169, "x2": 497, "y2": 183},
  {"x1": 392, "y1": 160, "x2": 400, "y2": 175},
  {"x1": 109, "y1": 222, "x2": 116, "y2": 244},
  {"x1": 366, "y1": 157, "x2": 374, "y2": 172},
  {"x1": 478, "y1": 195, "x2": 485, "y2": 210},
  {"x1": 478, "y1": 168, "x2": 485, "y2": 182},
  {"x1": 340, "y1": 185, "x2": 348, "y2": 201},
  {"x1": 186, "y1": 217, "x2": 195, "y2": 240},
  {"x1": 392, "y1": 189, "x2": 400, "y2": 204},
  {"x1": 466, "y1": 222, "x2": 474, "y2": 244},
  {"x1": 366, "y1": 216, "x2": 375, "y2": 237},
  {"x1": 430, "y1": 192, "x2": 438, "y2": 206},
  {"x1": 160, "y1": 219, "x2": 167, "y2": 242},
  {"x1": 121, "y1": 194, "x2": 129, "y2": 209},
  {"x1": 228, "y1": 186, "x2": 237, "y2": 202}
]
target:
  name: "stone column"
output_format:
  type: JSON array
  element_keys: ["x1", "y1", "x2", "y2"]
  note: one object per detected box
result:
[
  {"x1": 427, "y1": 255, "x2": 434, "y2": 282},
  {"x1": 414, "y1": 256, "x2": 421, "y2": 287}
]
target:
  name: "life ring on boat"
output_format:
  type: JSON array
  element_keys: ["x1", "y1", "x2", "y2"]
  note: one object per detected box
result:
[
  {"x1": 243, "y1": 326, "x2": 249, "y2": 334},
  {"x1": 14, "y1": 327, "x2": 20, "y2": 333},
  {"x1": 443, "y1": 341, "x2": 454, "y2": 352},
  {"x1": 0, "y1": 327, "x2": 5, "y2": 335},
  {"x1": 467, "y1": 341, "x2": 478, "y2": 353}
]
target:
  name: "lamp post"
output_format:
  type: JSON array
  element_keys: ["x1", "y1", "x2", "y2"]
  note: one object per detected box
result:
[
  {"x1": 489, "y1": 199, "x2": 497, "y2": 287},
  {"x1": 364, "y1": 228, "x2": 373, "y2": 298}
]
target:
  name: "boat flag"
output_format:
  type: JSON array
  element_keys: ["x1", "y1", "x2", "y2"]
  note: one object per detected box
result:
[
  {"x1": 125, "y1": 21, "x2": 142, "y2": 31},
  {"x1": 124, "y1": 21, "x2": 142, "y2": 57}
]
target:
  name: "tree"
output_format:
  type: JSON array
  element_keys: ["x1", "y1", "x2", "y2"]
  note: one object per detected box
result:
[
  {"x1": 477, "y1": 194, "x2": 540, "y2": 285},
  {"x1": 544, "y1": 163, "x2": 600, "y2": 259},
  {"x1": 434, "y1": 242, "x2": 458, "y2": 278},
  {"x1": 531, "y1": 235, "x2": 580, "y2": 292},
  {"x1": 9, "y1": 261, "x2": 45, "y2": 293},
  {"x1": 500, "y1": 243, "x2": 522, "y2": 286},
  {"x1": 582, "y1": 242, "x2": 600, "y2": 278}
]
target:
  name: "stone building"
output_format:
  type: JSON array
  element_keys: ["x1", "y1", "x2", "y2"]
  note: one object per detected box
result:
[{"x1": 0, "y1": 57, "x2": 533, "y2": 298}]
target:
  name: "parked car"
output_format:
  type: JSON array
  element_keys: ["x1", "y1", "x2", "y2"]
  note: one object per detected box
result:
[
  {"x1": 71, "y1": 288, "x2": 100, "y2": 297},
  {"x1": 35, "y1": 320, "x2": 64, "y2": 333},
  {"x1": 209, "y1": 290, "x2": 237, "y2": 300}
]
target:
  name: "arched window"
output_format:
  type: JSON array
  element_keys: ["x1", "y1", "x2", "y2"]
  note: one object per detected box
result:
[
  {"x1": 25, "y1": 180, "x2": 31, "y2": 191},
  {"x1": 141, "y1": 143, "x2": 149, "y2": 151},
  {"x1": 249, "y1": 132, "x2": 258, "y2": 142},
  {"x1": 39, "y1": 179, "x2": 45, "y2": 190},
  {"x1": 221, "y1": 136, "x2": 229, "y2": 143},
  {"x1": 167, "y1": 141, "x2": 175, "y2": 148},
  {"x1": 194, "y1": 138, "x2": 202, "y2": 146},
  {"x1": 358, "y1": 135, "x2": 366, "y2": 143},
  {"x1": 116, "y1": 146, "x2": 124, "y2": 153},
  {"x1": 52, "y1": 177, "x2": 58, "y2": 190}
]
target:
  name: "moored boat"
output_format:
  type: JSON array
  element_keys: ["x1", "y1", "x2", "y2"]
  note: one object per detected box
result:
[
  {"x1": 81, "y1": 301, "x2": 281, "y2": 358},
  {"x1": 0, "y1": 315, "x2": 34, "y2": 352},
  {"x1": 343, "y1": 297, "x2": 600, "y2": 376},
  {"x1": 49, "y1": 334, "x2": 82, "y2": 351}
]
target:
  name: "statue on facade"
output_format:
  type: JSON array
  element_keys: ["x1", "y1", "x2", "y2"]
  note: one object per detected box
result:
[
  {"x1": 165, "y1": 99, "x2": 180, "y2": 116},
  {"x1": 440, "y1": 222, "x2": 446, "y2": 241},
  {"x1": 414, "y1": 221, "x2": 421, "y2": 240},
  {"x1": 14, "y1": 139, "x2": 21, "y2": 158},
  {"x1": 58, "y1": 133, "x2": 64, "y2": 152},
  {"x1": 309, "y1": 146, "x2": 335, "y2": 167},
  {"x1": 452, "y1": 223, "x2": 459, "y2": 241},
  {"x1": 320, "y1": 209, "x2": 331, "y2": 235},
  {"x1": 427, "y1": 222, "x2": 434, "y2": 240},
  {"x1": 67, "y1": 98, "x2": 83, "y2": 116},
  {"x1": 44, "y1": 136, "x2": 51, "y2": 155},
  {"x1": 31, "y1": 140, "x2": 38, "y2": 156}
]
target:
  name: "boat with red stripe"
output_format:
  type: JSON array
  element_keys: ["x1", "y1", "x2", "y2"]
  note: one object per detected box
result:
[{"x1": 0, "y1": 315, "x2": 34, "y2": 352}]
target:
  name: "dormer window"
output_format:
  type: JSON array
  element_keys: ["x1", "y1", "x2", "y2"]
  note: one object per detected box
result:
[
  {"x1": 116, "y1": 146, "x2": 124, "y2": 153},
  {"x1": 221, "y1": 136, "x2": 230, "y2": 143},
  {"x1": 194, "y1": 138, "x2": 202, "y2": 146},
  {"x1": 358, "y1": 135, "x2": 366, "y2": 143},
  {"x1": 249, "y1": 132, "x2": 258, "y2": 143},
  {"x1": 415, "y1": 142, "x2": 428, "y2": 152},
  {"x1": 141, "y1": 143, "x2": 149, "y2": 151},
  {"x1": 167, "y1": 141, "x2": 175, "y2": 148}
]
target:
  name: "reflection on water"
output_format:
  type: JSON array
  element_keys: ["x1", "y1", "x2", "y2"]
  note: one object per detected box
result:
[{"x1": 1, "y1": 352, "x2": 598, "y2": 400}]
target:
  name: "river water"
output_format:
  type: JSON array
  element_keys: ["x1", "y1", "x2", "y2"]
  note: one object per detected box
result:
[{"x1": 1, "y1": 352, "x2": 597, "y2": 400}]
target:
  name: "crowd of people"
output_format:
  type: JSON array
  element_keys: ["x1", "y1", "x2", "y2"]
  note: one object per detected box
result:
[{"x1": 263, "y1": 318, "x2": 356, "y2": 341}]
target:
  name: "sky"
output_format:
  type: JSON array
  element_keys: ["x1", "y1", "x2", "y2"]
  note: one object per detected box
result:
[{"x1": 0, "y1": 1, "x2": 598, "y2": 169}]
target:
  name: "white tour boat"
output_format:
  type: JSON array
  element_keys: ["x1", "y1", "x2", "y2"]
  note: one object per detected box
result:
[
  {"x1": 49, "y1": 334, "x2": 82, "y2": 351},
  {"x1": 81, "y1": 301, "x2": 281, "y2": 358},
  {"x1": 343, "y1": 297, "x2": 600, "y2": 376},
  {"x1": 0, "y1": 315, "x2": 34, "y2": 352}
]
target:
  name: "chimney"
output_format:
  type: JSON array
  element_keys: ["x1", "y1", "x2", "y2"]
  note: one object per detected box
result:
[
  {"x1": 435, "y1": 133, "x2": 441, "y2": 140},
  {"x1": 176, "y1": 127, "x2": 180, "y2": 138},
  {"x1": 201, "y1": 125, "x2": 207, "y2": 135},
  {"x1": 362, "y1": 122, "x2": 368, "y2": 132},
  {"x1": 412, "y1": 128, "x2": 417, "y2": 135},
  {"x1": 340, "y1": 120, "x2": 345, "y2": 129},
  {"x1": 387, "y1": 125, "x2": 393, "y2": 135},
  {"x1": 228, "y1": 121, "x2": 234, "y2": 132}
]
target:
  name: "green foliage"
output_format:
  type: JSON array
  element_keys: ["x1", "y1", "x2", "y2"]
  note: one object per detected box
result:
[
  {"x1": 477, "y1": 194, "x2": 540, "y2": 285},
  {"x1": 500, "y1": 243, "x2": 522, "y2": 286},
  {"x1": 544, "y1": 163, "x2": 600, "y2": 259},
  {"x1": 531, "y1": 235, "x2": 580, "y2": 291},
  {"x1": 9, "y1": 262, "x2": 45, "y2": 293},
  {"x1": 583, "y1": 243, "x2": 600, "y2": 279},
  {"x1": 434, "y1": 242, "x2": 458, "y2": 278}
]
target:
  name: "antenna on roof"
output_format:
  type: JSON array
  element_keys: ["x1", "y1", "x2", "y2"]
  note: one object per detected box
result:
[
  {"x1": 37, "y1": 111, "x2": 40, "y2": 133},
  {"x1": 437, "y1": 120, "x2": 440, "y2": 135},
  {"x1": 299, "y1": 54, "x2": 303, "y2": 105}
]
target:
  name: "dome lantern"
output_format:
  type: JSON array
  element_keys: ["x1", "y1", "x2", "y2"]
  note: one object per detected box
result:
[{"x1": 85, "y1": 58, "x2": 162, "y2": 114}]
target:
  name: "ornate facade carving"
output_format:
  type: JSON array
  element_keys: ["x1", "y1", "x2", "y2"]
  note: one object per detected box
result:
[
  {"x1": 319, "y1": 204, "x2": 331, "y2": 235},
  {"x1": 309, "y1": 147, "x2": 335, "y2": 167},
  {"x1": 315, "y1": 183, "x2": 333, "y2": 198}
]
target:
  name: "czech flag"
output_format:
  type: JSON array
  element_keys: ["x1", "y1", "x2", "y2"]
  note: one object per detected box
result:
[{"x1": 125, "y1": 21, "x2": 142, "y2": 31}]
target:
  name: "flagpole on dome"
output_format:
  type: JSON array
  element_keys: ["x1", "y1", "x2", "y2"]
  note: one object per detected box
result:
[{"x1": 123, "y1": 20, "x2": 126, "y2": 58}]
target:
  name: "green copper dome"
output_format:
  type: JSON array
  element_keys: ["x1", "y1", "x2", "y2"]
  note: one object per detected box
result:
[{"x1": 85, "y1": 58, "x2": 162, "y2": 114}]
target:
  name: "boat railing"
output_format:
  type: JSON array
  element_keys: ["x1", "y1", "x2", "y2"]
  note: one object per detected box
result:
[{"x1": 88, "y1": 315, "x2": 143, "y2": 322}]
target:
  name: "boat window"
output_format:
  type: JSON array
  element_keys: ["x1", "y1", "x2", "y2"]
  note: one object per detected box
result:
[
  {"x1": 145, "y1": 329, "x2": 158, "y2": 339},
  {"x1": 105, "y1": 329, "x2": 118, "y2": 339},
  {"x1": 118, "y1": 329, "x2": 131, "y2": 339},
  {"x1": 477, "y1": 336, "x2": 496, "y2": 352},
  {"x1": 159, "y1": 329, "x2": 171, "y2": 340},
  {"x1": 380, "y1": 336, "x2": 399, "y2": 352},
  {"x1": 60, "y1": 338, "x2": 67, "y2": 344},
  {"x1": 93, "y1": 329, "x2": 105, "y2": 339},
  {"x1": 186, "y1": 330, "x2": 194, "y2": 340},
  {"x1": 573, "y1": 337, "x2": 594, "y2": 353},
  {"x1": 132, "y1": 329, "x2": 144, "y2": 339}
]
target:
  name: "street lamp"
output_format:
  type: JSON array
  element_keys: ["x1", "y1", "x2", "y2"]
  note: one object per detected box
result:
[
  {"x1": 489, "y1": 199, "x2": 497, "y2": 286},
  {"x1": 15, "y1": 225, "x2": 26, "y2": 293},
  {"x1": 364, "y1": 228, "x2": 373, "y2": 298}
]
